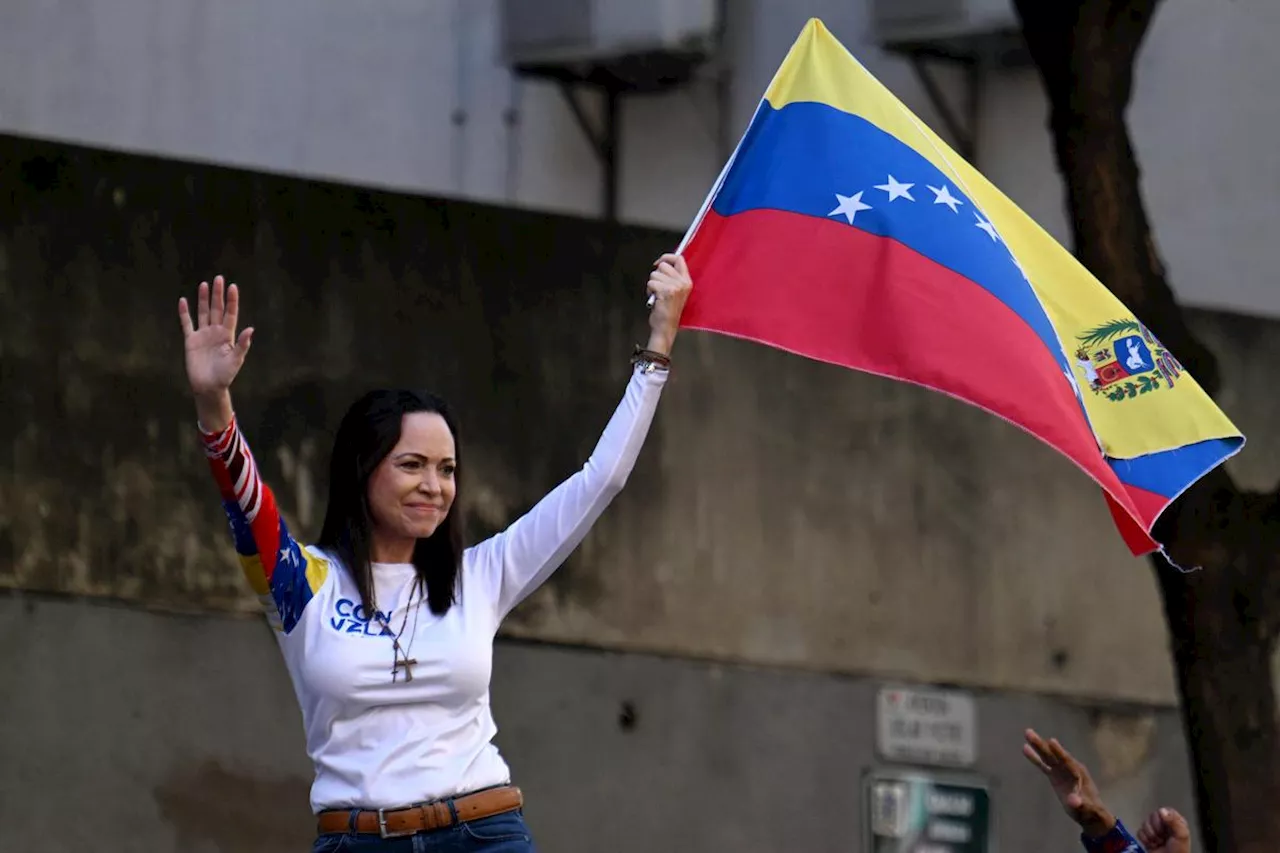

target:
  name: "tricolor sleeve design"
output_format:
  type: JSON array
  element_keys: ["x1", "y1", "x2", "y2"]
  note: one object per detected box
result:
[
  {"x1": 201, "y1": 416, "x2": 329, "y2": 633},
  {"x1": 1081, "y1": 820, "x2": 1143, "y2": 853}
]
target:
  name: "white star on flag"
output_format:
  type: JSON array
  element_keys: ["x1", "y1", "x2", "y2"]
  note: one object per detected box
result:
[
  {"x1": 928, "y1": 184, "x2": 963, "y2": 213},
  {"x1": 874, "y1": 175, "x2": 915, "y2": 202},
  {"x1": 1011, "y1": 254, "x2": 1031, "y2": 283},
  {"x1": 974, "y1": 213, "x2": 999, "y2": 241},
  {"x1": 1063, "y1": 368, "x2": 1082, "y2": 399},
  {"x1": 828, "y1": 191, "x2": 872, "y2": 224}
]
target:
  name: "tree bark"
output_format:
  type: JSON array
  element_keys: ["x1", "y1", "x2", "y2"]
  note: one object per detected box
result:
[{"x1": 1011, "y1": 2, "x2": 1280, "y2": 851}]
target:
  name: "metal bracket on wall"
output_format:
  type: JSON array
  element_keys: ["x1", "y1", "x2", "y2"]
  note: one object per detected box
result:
[
  {"x1": 906, "y1": 52, "x2": 983, "y2": 165},
  {"x1": 888, "y1": 29, "x2": 1030, "y2": 167},
  {"x1": 509, "y1": 27, "x2": 716, "y2": 223},
  {"x1": 555, "y1": 82, "x2": 621, "y2": 222}
]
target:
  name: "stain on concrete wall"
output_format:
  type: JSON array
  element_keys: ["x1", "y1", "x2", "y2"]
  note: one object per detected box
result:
[
  {"x1": 2, "y1": 133, "x2": 1276, "y2": 705},
  {"x1": 154, "y1": 759, "x2": 314, "y2": 852}
]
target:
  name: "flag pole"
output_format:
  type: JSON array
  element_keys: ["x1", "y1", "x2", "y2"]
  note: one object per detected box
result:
[{"x1": 646, "y1": 21, "x2": 812, "y2": 307}]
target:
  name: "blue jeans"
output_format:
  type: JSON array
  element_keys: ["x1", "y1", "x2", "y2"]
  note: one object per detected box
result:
[{"x1": 311, "y1": 810, "x2": 535, "y2": 852}]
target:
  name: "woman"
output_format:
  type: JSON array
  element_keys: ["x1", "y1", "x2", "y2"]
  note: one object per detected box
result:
[{"x1": 178, "y1": 256, "x2": 692, "y2": 852}]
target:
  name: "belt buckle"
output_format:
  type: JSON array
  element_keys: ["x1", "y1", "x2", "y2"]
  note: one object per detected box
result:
[{"x1": 377, "y1": 807, "x2": 415, "y2": 839}]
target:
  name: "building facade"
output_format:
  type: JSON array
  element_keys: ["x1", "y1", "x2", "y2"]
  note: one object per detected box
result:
[{"x1": 1, "y1": 0, "x2": 1277, "y2": 850}]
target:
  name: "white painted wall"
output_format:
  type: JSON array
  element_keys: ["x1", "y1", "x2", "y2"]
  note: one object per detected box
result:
[
  {"x1": 2, "y1": 0, "x2": 1274, "y2": 315},
  {"x1": 0, "y1": 0, "x2": 965, "y2": 238}
]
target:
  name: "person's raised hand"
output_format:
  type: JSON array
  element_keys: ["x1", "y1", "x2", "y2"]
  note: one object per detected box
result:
[
  {"x1": 178, "y1": 275, "x2": 253, "y2": 398},
  {"x1": 1137, "y1": 807, "x2": 1191, "y2": 853},
  {"x1": 645, "y1": 253, "x2": 692, "y2": 356},
  {"x1": 178, "y1": 275, "x2": 252, "y2": 431},
  {"x1": 1022, "y1": 729, "x2": 1116, "y2": 838}
]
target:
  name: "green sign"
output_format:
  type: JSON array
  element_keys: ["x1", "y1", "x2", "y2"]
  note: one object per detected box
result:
[{"x1": 864, "y1": 769, "x2": 991, "y2": 852}]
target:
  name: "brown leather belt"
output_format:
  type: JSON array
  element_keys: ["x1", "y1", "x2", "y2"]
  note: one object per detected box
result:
[{"x1": 316, "y1": 785, "x2": 523, "y2": 839}]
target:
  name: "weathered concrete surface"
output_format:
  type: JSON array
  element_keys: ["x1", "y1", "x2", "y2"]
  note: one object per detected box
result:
[
  {"x1": 1, "y1": 133, "x2": 1276, "y2": 708},
  {"x1": 0, "y1": 594, "x2": 1198, "y2": 853}
]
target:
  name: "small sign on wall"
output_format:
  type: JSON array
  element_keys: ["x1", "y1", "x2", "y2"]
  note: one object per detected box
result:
[
  {"x1": 876, "y1": 685, "x2": 977, "y2": 768},
  {"x1": 864, "y1": 768, "x2": 991, "y2": 853}
]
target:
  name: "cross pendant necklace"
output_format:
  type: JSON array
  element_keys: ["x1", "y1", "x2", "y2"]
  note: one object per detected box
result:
[
  {"x1": 374, "y1": 582, "x2": 422, "y2": 684},
  {"x1": 391, "y1": 640, "x2": 418, "y2": 682}
]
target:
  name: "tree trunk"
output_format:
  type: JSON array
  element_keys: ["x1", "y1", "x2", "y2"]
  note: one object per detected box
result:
[{"x1": 1011, "y1": 2, "x2": 1280, "y2": 851}]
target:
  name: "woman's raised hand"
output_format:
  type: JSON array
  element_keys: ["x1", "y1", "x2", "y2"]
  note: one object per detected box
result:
[
  {"x1": 178, "y1": 275, "x2": 253, "y2": 431},
  {"x1": 645, "y1": 253, "x2": 693, "y2": 356}
]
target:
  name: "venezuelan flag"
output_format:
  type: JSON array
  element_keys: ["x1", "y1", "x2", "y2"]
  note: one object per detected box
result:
[{"x1": 679, "y1": 19, "x2": 1243, "y2": 558}]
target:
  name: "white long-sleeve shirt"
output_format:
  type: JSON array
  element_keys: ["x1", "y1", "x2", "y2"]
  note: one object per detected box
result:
[{"x1": 200, "y1": 365, "x2": 668, "y2": 812}]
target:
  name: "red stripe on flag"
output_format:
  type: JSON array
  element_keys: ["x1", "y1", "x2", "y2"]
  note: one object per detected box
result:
[
  {"x1": 681, "y1": 208, "x2": 1160, "y2": 555},
  {"x1": 1104, "y1": 490, "x2": 1160, "y2": 555},
  {"x1": 1112, "y1": 479, "x2": 1170, "y2": 533}
]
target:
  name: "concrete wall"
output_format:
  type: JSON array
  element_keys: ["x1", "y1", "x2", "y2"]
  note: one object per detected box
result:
[
  {"x1": 0, "y1": 593, "x2": 1199, "y2": 853},
  {"x1": 4, "y1": 132, "x2": 1278, "y2": 711},
  {"x1": 1, "y1": 0, "x2": 1276, "y2": 318}
]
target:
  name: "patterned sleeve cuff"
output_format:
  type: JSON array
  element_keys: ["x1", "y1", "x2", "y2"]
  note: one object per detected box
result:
[
  {"x1": 198, "y1": 414, "x2": 237, "y2": 453},
  {"x1": 1081, "y1": 819, "x2": 1143, "y2": 853}
]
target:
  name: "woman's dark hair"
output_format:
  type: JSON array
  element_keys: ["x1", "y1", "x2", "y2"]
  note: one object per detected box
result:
[{"x1": 317, "y1": 389, "x2": 465, "y2": 618}]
